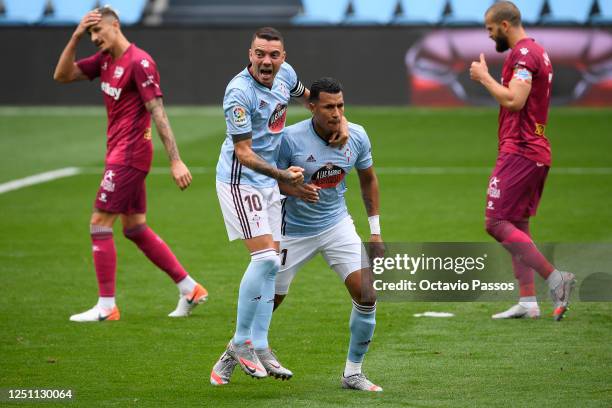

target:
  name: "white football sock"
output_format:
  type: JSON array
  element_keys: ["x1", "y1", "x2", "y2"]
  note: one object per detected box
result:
[
  {"x1": 177, "y1": 275, "x2": 197, "y2": 296},
  {"x1": 546, "y1": 269, "x2": 562, "y2": 289},
  {"x1": 344, "y1": 360, "x2": 362, "y2": 377},
  {"x1": 519, "y1": 296, "x2": 537, "y2": 308},
  {"x1": 97, "y1": 297, "x2": 115, "y2": 309}
]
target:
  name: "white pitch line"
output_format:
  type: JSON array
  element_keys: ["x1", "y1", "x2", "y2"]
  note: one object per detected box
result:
[
  {"x1": 2, "y1": 165, "x2": 611, "y2": 196},
  {"x1": 0, "y1": 167, "x2": 81, "y2": 195}
]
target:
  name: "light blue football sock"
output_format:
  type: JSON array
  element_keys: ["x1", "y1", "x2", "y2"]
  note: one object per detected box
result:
[
  {"x1": 347, "y1": 300, "x2": 376, "y2": 363},
  {"x1": 251, "y1": 251, "x2": 279, "y2": 350},
  {"x1": 233, "y1": 249, "x2": 279, "y2": 345}
]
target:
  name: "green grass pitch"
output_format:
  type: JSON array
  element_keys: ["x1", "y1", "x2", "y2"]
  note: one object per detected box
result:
[{"x1": 0, "y1": 106, "x2": 611, "y2": 407}]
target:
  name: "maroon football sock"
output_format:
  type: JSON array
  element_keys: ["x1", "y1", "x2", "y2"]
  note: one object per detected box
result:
[
  {"x1": 124, "y1": 224, "x2": 188, "y2": 283},
  {"x1": 486, "y1": 218, "x2": 554, "y2": 280},
  {"x1": 510, "y1": 220, "x2": 536, "y2": 297},
  {"x1": 91, "y1": 226, "x2": 117, "y2": 297}
]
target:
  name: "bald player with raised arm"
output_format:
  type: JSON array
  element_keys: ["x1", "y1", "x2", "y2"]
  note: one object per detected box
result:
[{"x1": 470, "y1": 1, "x2": 575, "y2": 321}]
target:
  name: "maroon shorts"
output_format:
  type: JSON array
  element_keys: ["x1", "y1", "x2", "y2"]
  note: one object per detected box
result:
[
  {"x1": 94, "y1": 164, "x2": 147, "y2": 215},
  {"x1": 485, "y1": 152, "x2": 549, "y2": 221}
]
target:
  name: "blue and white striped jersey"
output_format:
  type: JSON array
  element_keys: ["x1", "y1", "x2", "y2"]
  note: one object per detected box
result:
[{"x1": 216, "y1": 62, "x2": 305, "y2": 187}]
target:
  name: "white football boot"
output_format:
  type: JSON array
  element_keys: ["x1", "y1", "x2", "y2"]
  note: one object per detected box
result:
[
  {"x1": 69, "y1": 305, "x2": 120, "y2": 322},
  {"x1": 492, "y1": 303, "x2": 540, "y2": 319}
]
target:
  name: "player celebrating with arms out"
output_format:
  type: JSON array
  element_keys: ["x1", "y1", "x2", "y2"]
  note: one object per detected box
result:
[
  {"x1": 211, "y1": 29, "x2": 348, "y2": 383},
  {"x1": 54, "y1": 6, "x2": 207, "y2": 321},
  {"x1": 469, "y1": 1, "x2": 575, "y2": 321}
]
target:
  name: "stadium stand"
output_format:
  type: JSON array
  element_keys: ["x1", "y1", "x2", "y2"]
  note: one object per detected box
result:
[
  {"x1": 511, "y1": 0, "x2": 546, "y2": 24},
  {"x1": 344, "y1": 0, "x2": 398, "y2": 25},
  {"x1": 42, "y1": 0, "x2": 98, "y2": 25},
  {"x1": 0, "y1": 0, "x2": 46, "y2": 25},
  {"x1": 0, "y1": 0, "x2": 609, "y2": 26},
  {"x1": 542, "y1": 0, "x2": 595, "y2": 25},
  {"x1": 592, "y1": 0, "x2": 612, "y2": 24},
  {"x1": 104, "y1": 0, "x2": 148, "y2": 25},
  {"x1": 163, "y1": 0, "x2": 301, "y2": 25},
  {"x1": 394, "y1": 0, "x2": 447, "y2": 25},
  {"x1": 292, "y1": 0, "x2": 349, "y2": 25},
  {"x1": 444, "y1": 0, "x2": 493, "y2": 25}
]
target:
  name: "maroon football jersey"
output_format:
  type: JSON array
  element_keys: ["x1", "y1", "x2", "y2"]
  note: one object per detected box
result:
[
  {"x1": 77, "y1": 44, "x2": 163, "y2": 172},
  {"x1": 498, "y1": 38, "x2": 553, "y2": 166}
]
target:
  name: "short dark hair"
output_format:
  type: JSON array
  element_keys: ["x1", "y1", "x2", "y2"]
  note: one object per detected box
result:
[
  {"x1": 309, "y1": 77, "x2": 343, "y2": 102},
  {"x1": 252, "y1": 27, "x2": 284, "y2": 45},
  {"x1": 485, "y1": 1, "x2": 522, "y2": 26},
  {"x1": 98, "y1": 5, "x2": 120, "y2": 22}
]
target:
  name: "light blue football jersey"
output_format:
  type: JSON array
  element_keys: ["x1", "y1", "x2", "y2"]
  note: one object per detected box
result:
[
  {"x1": 277, "y1": 119, "x2": 373, "y2": 237},
  {"x1": 216, "y1": 62, "x2": 305, "y2": 188}
]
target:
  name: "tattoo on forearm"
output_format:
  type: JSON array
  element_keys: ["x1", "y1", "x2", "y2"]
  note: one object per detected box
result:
[
  {"x1": 243, "y1": 153, "x2": 282, "y2": 181},
  {"x1": 362, "y1": 191, "x2": 374, "y2": 215},
  {"x1": 147, "y1": 99, "x2": 180, "y2": 162}
]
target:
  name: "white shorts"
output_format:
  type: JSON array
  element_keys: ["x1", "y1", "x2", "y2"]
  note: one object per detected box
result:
[
  {"x1": 216, "y1": 181, "x2": 281, "y2": 241},
  {"x1": 276, "y1": 216, "x2": 370, "y2": 295}
]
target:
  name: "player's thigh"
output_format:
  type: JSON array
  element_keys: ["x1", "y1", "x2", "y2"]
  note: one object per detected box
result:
[
  {"x1": 216, "y1": 181, "x2": 277, "y2": 242},
  {"x1": 94, "y1": 164, "x2": 148, "y2": 217},
  {"x1": 276, "y1": 235, "x2": 319, "y2": 295},
  {"x1": 486, "y1": 153, "x2": 546, "y2": 221},
  {"x1": 320, "y1": 216, "x2": 369, "y2": 283}
]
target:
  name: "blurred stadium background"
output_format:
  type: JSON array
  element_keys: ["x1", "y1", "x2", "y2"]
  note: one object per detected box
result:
[{"x1": 1, "y1": 1, "x2": 611, "y2": 406}]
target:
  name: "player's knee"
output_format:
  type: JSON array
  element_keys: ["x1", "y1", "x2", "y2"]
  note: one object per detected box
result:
[
  {"x1": 252, "y1": 250, "x2": 280, "y2": 276},
  {"x1": 485, "y1": 218, "x2": 508, "y2": 241},
  {"x1": 123, "y1": 223, "x2": 147, "y2": 240}
]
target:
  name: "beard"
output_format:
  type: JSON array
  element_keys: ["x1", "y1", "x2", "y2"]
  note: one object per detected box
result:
[{"x1": 494, "y1": 32, "x2": 510, "y2": 52}]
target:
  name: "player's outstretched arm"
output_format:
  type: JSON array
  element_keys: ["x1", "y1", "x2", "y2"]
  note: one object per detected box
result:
[
  {"x1": 145, "y1": 97, "x2": 192, "y2": 190},
  {"x1": 234, "y1": 138, "x2": 304, "y2": 185},
  {"x1": 53, "y1": 10, "x2": 101, "y2": 83},
  {"x1": 470, "y1": 53, "x2": 531, "y2": 112}
]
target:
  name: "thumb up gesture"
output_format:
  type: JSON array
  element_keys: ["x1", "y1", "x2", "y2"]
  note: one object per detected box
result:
[{"x1": 470, "y1": 53, "x2": 489, "y2": 82}]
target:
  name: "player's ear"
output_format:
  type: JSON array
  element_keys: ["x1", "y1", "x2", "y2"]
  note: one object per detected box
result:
[{"x1": 308, "y1": 102, "x2": 316, "y2": 113}]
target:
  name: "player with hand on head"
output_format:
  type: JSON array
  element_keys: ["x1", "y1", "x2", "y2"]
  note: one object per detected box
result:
[
  {"x1": 214, "y1": 77, "x2": 383, "y2": 391},
  {"x1": 54, "y1": 6, "x2": 207, "y2": 321},
  {"x1": 469, "y1": 1, "x2": 575, "y2": 321},
  {"x1": 210, "y1": 28, "x2": 349, "y2": 384}
]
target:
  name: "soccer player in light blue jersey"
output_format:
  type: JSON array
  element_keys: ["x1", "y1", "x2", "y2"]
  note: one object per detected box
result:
[
  {"x1": 273, "y1": 77, "x2": 384, "y2": 392},
  {"x1": 211, "y1": 29, "x2": 348, "y2": 385}
]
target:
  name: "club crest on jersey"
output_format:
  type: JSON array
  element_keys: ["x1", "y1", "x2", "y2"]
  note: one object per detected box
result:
[
  {"x1": 102, "y1": 62, "x2": 108, "y2": 71},
  {"x1": 487, "y1": 177, "x2": 500, "y2": 199},
  {"x1": 101, "y1": 170, "x2": 116, "y2": 192},
  {"x1": 232, "y1": 106, "x2": 248, "y2": 127},
  {"x1": 268, "y1": 103, "x2": 287, "y2": 133},
  {"x1": 311, "y1": 163, "x2": 346, "y2": 188},
  {"x1": 113, "y1": 66, "x2": 124, "y2": 79}
]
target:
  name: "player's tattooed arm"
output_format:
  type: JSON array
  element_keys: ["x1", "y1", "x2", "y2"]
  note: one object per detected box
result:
[
  {"x1": 357, "y1": 166, "x2": 380, "y2": 217},
  {"x1": 145, "y1": 97, "x2": 192, "y2": 190},
  {"x1": 54, "y1": 11, "x2": 100, "y2": 83},
  {"x1": 470, "y1": 53, "x2": 531, "y2": 112},
  {"x1": 234, "y1": 139, "x2": 304, "y2": 185}
]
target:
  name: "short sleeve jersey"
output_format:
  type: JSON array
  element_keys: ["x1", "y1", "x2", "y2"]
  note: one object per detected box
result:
[
  {"x1": 498, "y1": 38, "x2": 553, "y2": 166},
  {"x1": 277, "y1": 119, "x2": 373, "y2": 237},
  {"x1": 76, "y1": 44, "x2": 163, "y2": 172},
  {"x1": 216, "y1": 62, "x2": 305, "y2": 188}
]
